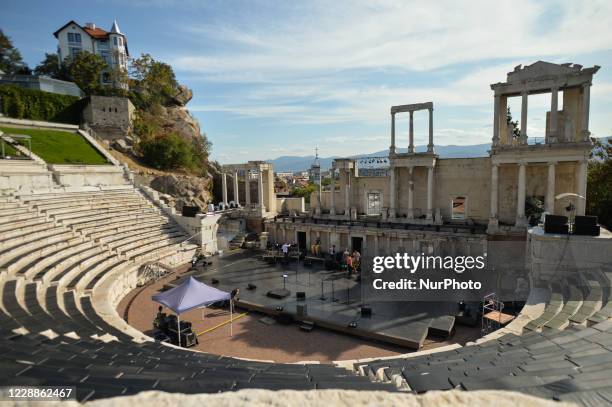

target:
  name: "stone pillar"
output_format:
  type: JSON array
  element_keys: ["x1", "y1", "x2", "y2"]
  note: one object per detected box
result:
[
  {"x1": 407, "y1": 166, "x2": 414, "y2": 219},
  {"x1": 258, "y1": 169, "x2": 265, "y2": 211},
  {"x1": 233, "y1": 171, "x2": 240, "y2": 206},
  {"x1": 489, "y1": 163, "x2": 499, "y2": 222},
  {"x1": 390, "y1": 112, "x2": 396, "y2": 154},
  {"x1": 373, "y1": 234, "x2": 379, "y2": 255},
  {"x1": 546, "y1": 162, "x2": 556, "y2": 214},
  {"x1": 389, "y1": 166, "x2": 396, "y2": 218},
  {"x1": 330, "y1": 173, "x2": 336, "y2": 216},
  {"x1": 426, "y1": 166, "x2": 434, "y2": 219},
  {"x1": 344, "y1": 169, "x2": 351, "y2": 216},
  {"x1": 315, "y1": 181, "x2": 322, "y2": 216},
  {"x1": 581, "y1": 83, "x2": 591, "y2": 141},
  {"x1": 492, "y1": 94, "x2": 500, "y2": 147},
  {"x1": 520, "y1": 91, "x2": 528, "y2": 144},
  {"x1": 221, "y1": 172, "x2": 228, "y2": 205},
  {"x1": 550, "y1": 87, "x2": 559, "y2": 142},
  {"x1": 409, "y1": 111, "x2": 415, "y2": 153},
  {"x1": 577, "y1": 160, "x2": 587, "y2": 215},
  {"x1": 427, "y1": 108, "x2": 434, "y2": 153},
  {"x1": 245, "y1": 170, "x2": 251, "y2": 206},
  {"x1": 516, "y1": 161, "x2": 527, "y2": 226}
]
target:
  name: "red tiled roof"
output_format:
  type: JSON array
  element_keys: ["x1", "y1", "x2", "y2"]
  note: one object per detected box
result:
[{"x1": 83, "y1": 26, "x2": 109, "y2": 39}]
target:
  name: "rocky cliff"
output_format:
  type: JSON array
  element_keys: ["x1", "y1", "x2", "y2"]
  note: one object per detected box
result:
[{"x1": 110, "y1": 83, "x2": 216, "y2": 211}]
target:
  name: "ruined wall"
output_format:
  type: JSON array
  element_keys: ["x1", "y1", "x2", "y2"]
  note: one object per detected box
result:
[{"x1": 433, "y1": 157, "x2": 491, "y2": 223}]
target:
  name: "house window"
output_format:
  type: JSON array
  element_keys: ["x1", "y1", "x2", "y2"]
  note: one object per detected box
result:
[
  {"x1": 113, "y1": 37, "x2": 117, "y2": 46},
  {"x1": 67, "y1": 32, "x2": 82, "y2": 43},
  {"x1": 367, "y1": 192, "x2": 381, "y2": 216},
  {"x1": 100, "y1": 51, "x2": 111, "y2": 65},
  {"x1": 101, "y1": 72, "x2": 111, "y2": 83},
  {"x1": 451, "y1": 196, "x2": 467, "y2": 220},
  {"x1": 69, "y1": 47, "x2": 81, "y2": 59},
  {"x1": 118, "y1": 37, "x2": 122, "y2": 46}
]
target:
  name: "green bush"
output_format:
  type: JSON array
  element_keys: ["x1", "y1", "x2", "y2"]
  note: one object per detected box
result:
[
  {"x1": 139, "y1": 133, "x2": 196, "y2": 171},
  {"x1": 0, "y1": 85, "x2": 82, "y2": 124}
]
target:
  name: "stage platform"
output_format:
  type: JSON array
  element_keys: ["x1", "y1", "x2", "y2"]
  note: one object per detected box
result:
[{"x1": 168, "y1": 250, "x2": 459, "y2": 350}]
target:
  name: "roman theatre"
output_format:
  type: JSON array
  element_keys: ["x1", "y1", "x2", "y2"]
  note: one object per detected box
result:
[{"x1": 1, "y1": 61, "x2": 611, "y2": 405}]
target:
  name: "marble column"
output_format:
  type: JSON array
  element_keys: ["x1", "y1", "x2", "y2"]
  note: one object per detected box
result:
[
  {"x1": 221, "y1": 172, "x2": 228, "y2": 206},
  {"x1": 233, "y1": 171, "x2": 240, "y2": 206},
  {"x1": 344, "y1": 169, "x2": 351, "y2": 216},
  {"x1": 490, "y1": 164, "x2": 499, "y2": 221},
  {"x1": 389, "y1": 166, "x2": 396, "y2": 218},
  {"x1": 409, "y1": 111, "x2": 415, "y2": 153},
  {"x1": 245, "y1": 170, "x2": 251, "y2": 206},
  {"x1": 407, "y1": 166, "x2": 414, "y2": 219},
  {"x1": 426, "y1": 166, "x2": 434, "y2": 219},
  {"x1": 550, "y1": 87, "x2": 559, "y2": 142},
  {"x1": 577, "y1": 160, "x2": 587, "y2": 215},
  {"x1": 330, "y1": 174, "x2": 336, "y2": 216},
  {"x1": 546, "y1": 162, "x2": 556, "y2": 214},
  {"x1": 516, "y1": 161, "x2": 527, "y2": 225},
  {"x1": 257, "y1": 169, "x2": 265, "y2": 211},
  {"x1": 520, "y1": 91, "x2": 528, "y2": 144},
  {"x1": 492, "y1": 94, "x2": 500, "y2": 147},
  {"x1": 581, "y1": 83, "x2": 591, "y2": 141},
  {"x1": 427, "y1": 108, "x2": 434, "y2": 153},
  {"x1": 390, "y1": 112, "x2": 396, "y2": 154}
]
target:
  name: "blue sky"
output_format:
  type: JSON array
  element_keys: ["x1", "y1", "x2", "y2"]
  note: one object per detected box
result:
[{"x1": 2, "y1": 0, "x2": 611, "y2": 163}]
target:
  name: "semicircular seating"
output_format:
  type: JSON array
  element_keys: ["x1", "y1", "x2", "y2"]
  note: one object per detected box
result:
[
  {"x1": 1, "y1": 187, "x2": 611, "y2": 406},
  {"x1": 0, "y1": 187, "x2": 396, "y2": 402}
]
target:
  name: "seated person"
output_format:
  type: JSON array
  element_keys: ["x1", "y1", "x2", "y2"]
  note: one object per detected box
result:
[{"x1": 153, "y1": 305, "x2": 167, "y2": 330}]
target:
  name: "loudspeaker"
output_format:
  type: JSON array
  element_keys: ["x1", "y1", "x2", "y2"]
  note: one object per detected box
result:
[
  {"x1": 296, "y1": 291, "x2": 306, "y2": 301},
  {"x1": 247, "y1": 283, "x2": 257, "y2": 290},
  {"x1": 211, "y1": 278, "x2": 219, "y2": 285},
  {"x1": 361, "y1": 306, "x2": 372, "y2": 317},
  {"x1": 545, "y1": 224, "x2": 569, "y2": 234},
  {"x1": 297, "y1": 304, "x2": 307, "y2": 317},
  {"x1": 574, "y1": 215, "x2": 598, "y2": 227},
  {"x1": 182, "y1": 206, "x2": 199, "y2": 217},
  {"x1": 544, "y1": 214, "x2": 569, "y2": 234},
  {"x1": 574, "y1": 225, "x2": 600, "y2": 236}
]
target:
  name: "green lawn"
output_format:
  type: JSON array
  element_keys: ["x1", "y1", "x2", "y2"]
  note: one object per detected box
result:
[{"x1": 0, "y1": 126, "x2": 109, "y2": 165}]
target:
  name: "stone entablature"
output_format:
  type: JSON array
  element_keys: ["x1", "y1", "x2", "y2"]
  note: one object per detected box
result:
[
  {"x1": 490, "y1": 61, "x2": 599, "y2": 148},
  {"x1": 389, "y1": 101, "x2": 434, "y2": 155}
]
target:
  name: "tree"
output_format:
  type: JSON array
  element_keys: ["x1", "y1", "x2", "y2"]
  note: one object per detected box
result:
[
  {"x1": 139, "y1": 133, "x2": 196, "y2": 171},
  {"x1": 291, "y1": 183, "x2": 317, "y2": 203},
  {"x1": 65, "y1": 51, "x2": 108, "y2": 95},
  {"x1": 34, "y1": 53, "x2": 68, "y2": 79},
  {"x1": 587, "y1": 137, "x2": 612, "y2": 230},
  {"x1": 129, "y1": 53, "x2": 178, "y2": 108},
  {"x1": 506, "y1": 107, "x2": 521, "y2": 140},
  {"x1": 0, "y1": 29, "x2": 27, "y2": 74}
]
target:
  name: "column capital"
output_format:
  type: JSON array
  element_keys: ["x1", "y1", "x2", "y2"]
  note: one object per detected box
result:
[
  {"x1": 517, "y1": 159, "x2": 527, "y2": 167},
  {"x1": 491, "y1": 162, "x2": 499, "y2": 168},
  {"x1": 547, "y1": 160, "x2": 558, "y2": 167}
]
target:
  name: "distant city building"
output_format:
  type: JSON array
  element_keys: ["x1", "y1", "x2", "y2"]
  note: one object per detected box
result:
[{"x1": 53, "y1": 20, "x2": 129, "y2": 86}]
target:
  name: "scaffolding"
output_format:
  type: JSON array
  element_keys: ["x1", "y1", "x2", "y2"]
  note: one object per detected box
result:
[{"x1": 481, "y1": 292, "x2": 505, "y2": 336}]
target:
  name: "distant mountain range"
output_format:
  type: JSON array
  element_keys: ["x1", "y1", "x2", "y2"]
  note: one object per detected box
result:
[
  {"x1": 268, "y1": 137, "x2": 611, "y2": 172},
  {"x1": 268, "y1": 143, "x2": 491, "y2": 172}
]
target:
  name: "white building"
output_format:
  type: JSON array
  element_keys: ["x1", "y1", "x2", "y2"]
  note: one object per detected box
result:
[{"x1": 53, "y1": 20, "x2": 129, "y2": 85}]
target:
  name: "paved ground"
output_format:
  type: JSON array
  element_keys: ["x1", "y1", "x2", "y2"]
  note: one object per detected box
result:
[{"x1": 118, "y1": 251, "x2": 481, "y2": 363}]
